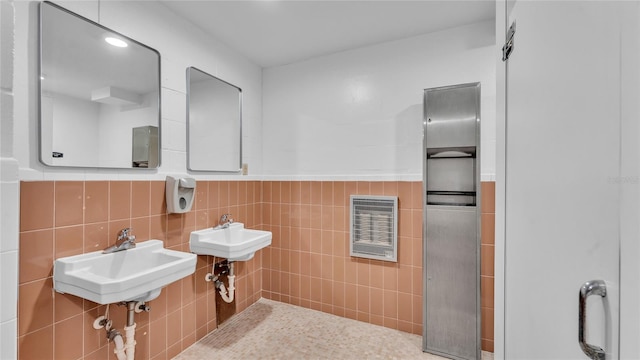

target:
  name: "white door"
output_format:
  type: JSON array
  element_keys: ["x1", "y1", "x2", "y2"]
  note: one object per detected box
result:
[{"x1": 503, "y1": 1, "x2": 640, "y2": 358}]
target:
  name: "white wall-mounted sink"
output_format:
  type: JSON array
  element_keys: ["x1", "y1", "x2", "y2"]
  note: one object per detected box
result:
[
  {"x1": 53, "y1": 240, "x2": 196, "y2": 305},
  {"x1": 190, "y1": 222, "x2": 272, "y2": 261}
]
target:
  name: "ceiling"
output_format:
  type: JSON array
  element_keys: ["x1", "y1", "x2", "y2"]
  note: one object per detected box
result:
[{"x1": 161, "y1": 0, "x2": 496, "y2": 68}]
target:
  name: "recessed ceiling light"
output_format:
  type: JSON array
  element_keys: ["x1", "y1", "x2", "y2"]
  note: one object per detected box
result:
[{"x1": 105, "y1": 37, "x2": 128, "y2": 48}]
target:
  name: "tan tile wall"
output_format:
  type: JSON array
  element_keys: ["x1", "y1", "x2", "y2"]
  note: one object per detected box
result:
[
  {"x1": 18, "y1": 181, "x2": 263, "y2": 360},
  {"x1": 480, "y1": 182, "x2": 495, "y2": 352},
  {"x1": 260, "y1": 181, "x2": 495, "y2": 352},
  {"x1": 17, "y1": 179, "x2": 495, "y2": 358},
  {"x1": 260, "y1": 181, "x2": 423, "y2": 334}
]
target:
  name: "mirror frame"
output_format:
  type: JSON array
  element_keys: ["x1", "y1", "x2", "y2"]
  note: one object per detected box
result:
[
  {"x1": 186, "y1": 67, "x2": 243, "y2": 173},
  {"x1": 38, "y1": 1, "x2": 162, "y2": 169}
]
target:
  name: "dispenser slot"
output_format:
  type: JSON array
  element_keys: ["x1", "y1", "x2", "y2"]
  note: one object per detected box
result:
[
  {"x1": 426, "y1": 193, "x2": 476, "y2": 207},
  {"x1": 427, "y1": 146, "x2": 476, "y2": 158},
  {"x1": 426, "y1": 156, "x2": 476, "y2": 203}
]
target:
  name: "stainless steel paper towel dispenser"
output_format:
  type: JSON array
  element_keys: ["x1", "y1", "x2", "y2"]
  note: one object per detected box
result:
[
  {"x1": 132, "y1": 126, "x2": 159, "y2": 168},
  {"x1": 423, "y1": 83, "x2": 480, "y2": 360}
]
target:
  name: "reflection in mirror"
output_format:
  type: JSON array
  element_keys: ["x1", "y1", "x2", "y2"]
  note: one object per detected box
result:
[
  {"x1": 187, "y1": 67, "x2": 242, "y2": 172},
  {"x1": 39, "y1": 2, "x2": 160, "y2": 168}
]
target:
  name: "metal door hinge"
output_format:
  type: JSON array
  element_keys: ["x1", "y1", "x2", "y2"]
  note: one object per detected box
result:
[{"x1": 502, "y1": 21, "x2": 516, "y2": 61}]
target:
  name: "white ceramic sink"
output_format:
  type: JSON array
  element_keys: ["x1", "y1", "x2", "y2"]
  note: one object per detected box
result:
[
  {"x1": 189, "y1": 222, "x2": 272, "y2": 261},
  {"x1": 53, "y1": 240, "x2": 196, "y2": 305}
]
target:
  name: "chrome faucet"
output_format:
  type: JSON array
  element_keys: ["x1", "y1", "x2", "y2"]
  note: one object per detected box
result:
[
  {"x1": 103, "y1": 228, "x2": 136, "y2": 254},
  {"x1": 214, "y1": 214, "x2": 234, "y2": 229}
]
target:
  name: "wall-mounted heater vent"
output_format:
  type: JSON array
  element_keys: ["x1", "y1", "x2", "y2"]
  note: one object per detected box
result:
[{"x1": 350, "y1": 195, "x2": 398, "y2": 262}]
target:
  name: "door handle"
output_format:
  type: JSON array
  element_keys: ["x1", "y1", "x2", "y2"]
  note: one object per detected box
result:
[{"x1": 578, "y1": 280, "x2": 606, "y2": 360}]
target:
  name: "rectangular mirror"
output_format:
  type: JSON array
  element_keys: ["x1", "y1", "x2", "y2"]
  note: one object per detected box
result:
[
  {"x1": 39, "y1": 1, "x2": 161, "y2": 169},
  {"x1": 187, "y1": 67, "x2": 242, "y2": 172}
]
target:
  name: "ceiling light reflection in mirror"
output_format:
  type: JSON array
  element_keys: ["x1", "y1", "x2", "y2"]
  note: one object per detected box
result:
[{"x1": 105, "y1": 37, "x2": 128, "y2": 48}]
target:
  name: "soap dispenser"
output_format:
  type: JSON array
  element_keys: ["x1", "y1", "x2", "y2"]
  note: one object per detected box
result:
[{"x1": 166, "y1": 176, "x2": 196, "y2": 214}]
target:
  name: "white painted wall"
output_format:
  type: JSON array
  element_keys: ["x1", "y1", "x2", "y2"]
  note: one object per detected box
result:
[
  {"x1": 262, "y1": 21, "x2": 496, "y2": 180},
  {"x1": 13, "y1": 0, "x2": 263, "y2": 181},
  {"x1": 0, "y1": 1, "x2": 19, "y2": 359}
]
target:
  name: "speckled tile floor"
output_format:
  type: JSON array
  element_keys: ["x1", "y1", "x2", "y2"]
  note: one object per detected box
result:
[{"x1": 175, "y1": 298, "x2": 494, "y2": 360}]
